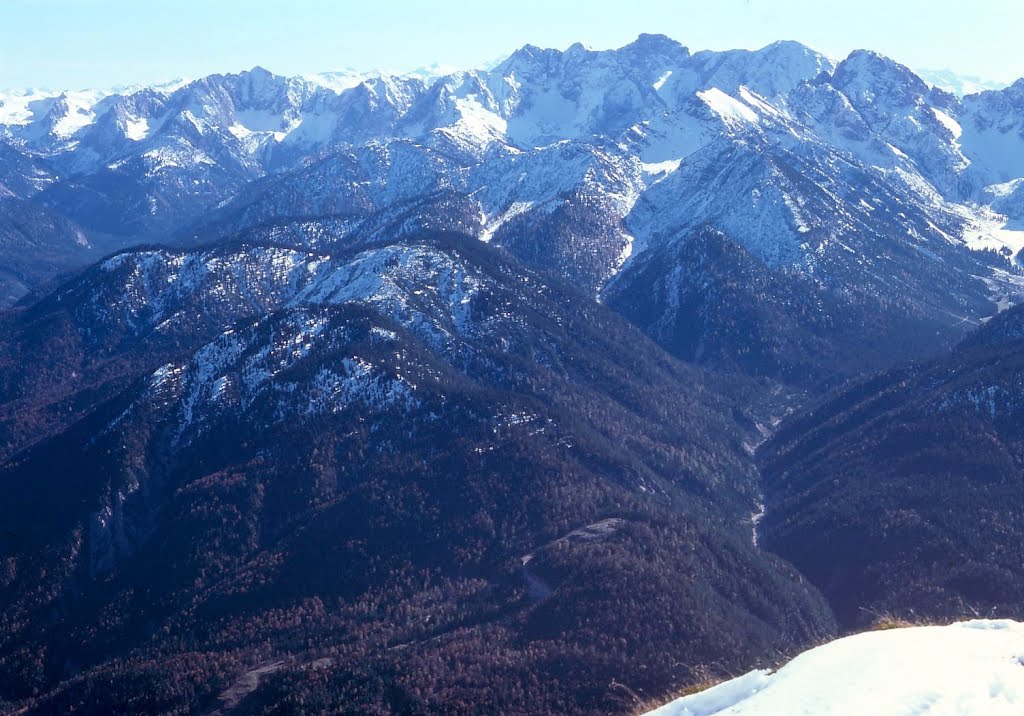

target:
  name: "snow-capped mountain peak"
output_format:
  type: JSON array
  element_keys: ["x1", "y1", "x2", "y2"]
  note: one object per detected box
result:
[{"x1": 3, "y1": 33, "x2": 1024, "y2": 314}]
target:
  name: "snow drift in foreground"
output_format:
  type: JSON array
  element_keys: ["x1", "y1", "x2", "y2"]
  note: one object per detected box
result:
[{"x1": 645, "y1": 620, "x2": 1024, "y2": 716}]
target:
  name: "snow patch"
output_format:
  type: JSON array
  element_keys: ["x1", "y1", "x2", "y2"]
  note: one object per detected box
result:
[
  {"x1": 124, "y1": 117, "x2": 149, "y2": 141},
  {"x1": 653, "y1": 71, "x2": 673, "y2": 92},
  {"x1": 445, "y1": 95, "x2": 507, "y2": 147},
  {"x1": 645, "y1": 620, "x2": 1024, "y2": 716},
  {"x1": 51, "y1": 95, "x2": 99, "y2": 138},
  {"x1": 931, "y1": 107, "x2": 962, "y2": 140},
  {"x1": 697, "y1": 88, "x2": 759, "y2": 125},
  {"x1": 986, "y1": 178, "x2": 1024, "y2": 199},
  {"x1": 480, "y1": 201, "x2": 535, "y2": 243},
  {"x1": 963, "y1": 211, "x2": 1024, "y2": 257},
  {"x1": 139, "y1": 146, "x2": 216, "y2": 173},
  {"x1": 888, "y1": 143, "x2": 909, "y2": 159},
  {"x1": 960, "y1": 104, "x2": 1024, "y2": 184},
  {"x1": 641, "y1": 159, "x2": 683, "y2": 178},
  {"x1": 610, "y1": 231, "x2": 635, "y2": 276}
]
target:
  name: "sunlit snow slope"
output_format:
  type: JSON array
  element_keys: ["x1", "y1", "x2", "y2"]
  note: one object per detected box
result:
[{"x1": 645, "y1": 620, "x2": 1024, "y2": 716}]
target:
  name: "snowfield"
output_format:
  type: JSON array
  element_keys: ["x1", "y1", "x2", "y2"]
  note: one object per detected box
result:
[{"x1": 645, "y1": 620, "x2": 1024, "y2": 716}]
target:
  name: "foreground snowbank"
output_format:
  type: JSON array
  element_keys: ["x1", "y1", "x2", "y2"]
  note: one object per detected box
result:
[{"x1": 645, "y1": 620, "x2": 1024, "y2": 716}]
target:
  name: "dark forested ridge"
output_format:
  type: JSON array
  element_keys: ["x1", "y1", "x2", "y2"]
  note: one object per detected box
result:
[
  {"x1": 0, "y1": 232, "x2": 835, "y2": 715},
  {"x1": 761, "y1": 304, "x2": 1024, "y2": 628}
]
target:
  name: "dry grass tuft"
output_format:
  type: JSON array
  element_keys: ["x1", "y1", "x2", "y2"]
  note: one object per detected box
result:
[{"x1": 870, "y1": 614, "x2": 919, "y2": 631}]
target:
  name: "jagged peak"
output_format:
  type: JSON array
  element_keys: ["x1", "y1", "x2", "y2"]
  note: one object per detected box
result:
[
  {"x1": 999, "y1": 76, "x2": 1024, "y2": 100},
  {"x1": 493, "y1": 43, "x2": 565, "y2": 75},
  {"x1": 759, "y1": 40, "x2": 834, "y2": 72},
  {"x1": 832, "y1": 49, "x2": 929, "y2": 94},
  {"x1": 509, "y1": 43, "x2": 556, "y2": 61},
  {"x1": 357, "y1": 73, "x2": 425, "y2": 106},
  {"x1": 246, "y1": 65, "x2": 276, "y2": 79},
  {"x1": 686, "y1": 41, "x2": 833, "y2": 97},
  {"x1": 760, "y1": 39, "x2": 825, "y2": 55},
  {"x1": 425, "y1": 69, "x2": 487, "y2": 93},
  {"x1": 624, "y1": 33, "x2": 689, "y2": 56},
  {"x1": 189, "y1": 65, "x2": 288, "y2": 91},
  {"x1": 565, "y1": 41, "x2": 593, "y2": 55}
]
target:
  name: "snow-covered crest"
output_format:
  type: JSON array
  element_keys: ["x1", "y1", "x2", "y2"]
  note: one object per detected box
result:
[{"x1": 646, "y1": 620, "x2": 1024, "y2": 716}]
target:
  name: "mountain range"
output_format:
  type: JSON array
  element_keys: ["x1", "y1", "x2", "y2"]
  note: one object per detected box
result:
[{"x1": 2, "y1": 34, "x2": 1024, "y2": 714}]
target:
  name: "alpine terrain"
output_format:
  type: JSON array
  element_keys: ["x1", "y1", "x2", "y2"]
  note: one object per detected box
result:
[{"x1": 2, "y1": 32, "x2": 1024, "y2": 715}]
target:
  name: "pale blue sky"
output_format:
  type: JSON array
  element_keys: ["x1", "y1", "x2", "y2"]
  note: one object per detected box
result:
[{"x1": 1, "y1": 0, "x2": 1021, "y2": 90}]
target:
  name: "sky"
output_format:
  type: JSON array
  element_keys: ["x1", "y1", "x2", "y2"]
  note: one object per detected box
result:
[{"x1": 1, "y1": 0, "x2": 1021, "y2": 90}]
